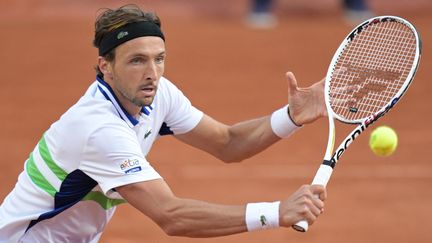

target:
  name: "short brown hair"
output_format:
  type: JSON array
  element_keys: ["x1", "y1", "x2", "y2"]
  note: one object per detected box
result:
[{"x1": 93, "y1": 4, "x2": 162, "y2": 77}]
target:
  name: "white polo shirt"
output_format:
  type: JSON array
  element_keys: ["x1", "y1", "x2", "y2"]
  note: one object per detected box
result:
[{"x1": 0, "y1": 76, "x2": 203, "y2": 242}]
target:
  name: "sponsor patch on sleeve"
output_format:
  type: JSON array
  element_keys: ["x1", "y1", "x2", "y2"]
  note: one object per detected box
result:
[{"x1": 119, "y1": 159, "x2": 142, "y2": 174}]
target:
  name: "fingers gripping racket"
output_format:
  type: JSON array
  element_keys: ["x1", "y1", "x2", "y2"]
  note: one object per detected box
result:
[{"x1": 292, "y1": 16, "x2": 422, "y2": 232}]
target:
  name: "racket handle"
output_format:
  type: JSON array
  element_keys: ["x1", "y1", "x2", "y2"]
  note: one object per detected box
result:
[
  {"x1": 311, "y1": 164, "x2": 333, "y2": 186},
  {"x1": 292, "y1": 220, "x2": 309, "y2": 232},
  {"x1": 292, "y1": 164, "x2": 334, "y2": 232}
]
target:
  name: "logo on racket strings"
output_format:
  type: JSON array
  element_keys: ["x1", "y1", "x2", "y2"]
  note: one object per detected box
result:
[{"x1": 342, "y1": 64, "x2": 402, "y2": 113}]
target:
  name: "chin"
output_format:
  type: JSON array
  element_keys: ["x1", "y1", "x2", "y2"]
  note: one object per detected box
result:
[{"x1": 135, "y1": 97, "x2": 154, "y2": 107}]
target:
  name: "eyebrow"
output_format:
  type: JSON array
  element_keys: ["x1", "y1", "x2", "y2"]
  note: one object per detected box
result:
[{"x1": 129, "y1": 51, "x2": 166, "y2": 59}]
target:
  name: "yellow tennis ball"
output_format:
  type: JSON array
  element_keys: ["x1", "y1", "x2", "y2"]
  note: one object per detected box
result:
[{"x1": 369, "y1": 126, "x2": 398, "y2": 156}]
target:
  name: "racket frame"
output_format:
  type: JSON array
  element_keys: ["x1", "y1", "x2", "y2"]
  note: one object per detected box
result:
[{"x1": 292, "y1": 15, "x2": 421, "y2": 232}]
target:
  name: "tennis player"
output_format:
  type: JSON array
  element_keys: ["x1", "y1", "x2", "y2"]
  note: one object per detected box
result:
[{"x1": 0, "y1": 5, "x2": 326, "y2": 242}]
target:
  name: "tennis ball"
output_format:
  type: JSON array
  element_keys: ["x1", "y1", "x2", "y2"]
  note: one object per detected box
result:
[{"x1": 369, "y1": 126, "x2": 398, "y2": 156}]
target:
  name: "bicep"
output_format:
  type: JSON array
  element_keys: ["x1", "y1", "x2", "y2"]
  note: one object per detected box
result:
[{"x1": 175, "y1": 114, "x2": 231, "y2": 158}]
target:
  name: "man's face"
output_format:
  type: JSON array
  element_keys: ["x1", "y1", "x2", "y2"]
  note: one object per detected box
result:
[{"x1": 104, "y1": 36, "x2": 165, "y2": 111}]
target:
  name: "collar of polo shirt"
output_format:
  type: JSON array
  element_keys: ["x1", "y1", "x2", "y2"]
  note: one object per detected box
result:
[{"x1": 96, "y1": 75, "x2": 153, "y2": 127}]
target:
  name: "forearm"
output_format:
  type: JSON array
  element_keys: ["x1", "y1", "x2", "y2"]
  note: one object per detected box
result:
[
  {"x1": 222, "y1": 116, "x2": 280, "y2": 162},
  {"x1": 176, "y1": 107, "x2": 300, "y2": 163},
  {"x1": 118, "y1": 179, "x2": 326, "y2": 238},
  {"x1": 118, "y1": 180, "x2": 247, "y2": 237},
  {"x1": 159, "y1": 198, "x2": 246, "y2": 237},
  {"x1": 175, "y1": 115, "x2": 279, "y2": 162},
  {"x1": 222, "y1": 106, "x2": 301, "y2": 162}
]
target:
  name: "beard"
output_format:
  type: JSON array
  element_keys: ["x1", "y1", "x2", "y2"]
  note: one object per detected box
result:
[
  {"x1": 113, "y1": 76, "x2": 155, "y2": 107},
  {"x1": 130, "y1": 95, "x2": 154, "y2": 107}
]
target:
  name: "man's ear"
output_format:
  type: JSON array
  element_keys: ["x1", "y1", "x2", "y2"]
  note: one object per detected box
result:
[{"x1": 98, "y1": 57, "x2": 113, "y2": 79}]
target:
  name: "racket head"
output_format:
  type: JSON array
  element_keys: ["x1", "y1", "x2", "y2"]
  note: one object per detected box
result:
[{"x1": 324, "y1": 16, "x2": 421, "y2": 124}]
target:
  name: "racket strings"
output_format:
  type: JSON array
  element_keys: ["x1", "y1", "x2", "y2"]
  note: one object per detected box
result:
[{"x1": 330, "y1": 20, "x2": 417, "y2": 121}]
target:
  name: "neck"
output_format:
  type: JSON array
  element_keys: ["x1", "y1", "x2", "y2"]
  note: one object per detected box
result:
[
  {"x1": 113, "y1": 89, "x2": 142, "y2": 117},
  {"x1": 99, "y1": 75, "x2": 142, "y2": 117}
]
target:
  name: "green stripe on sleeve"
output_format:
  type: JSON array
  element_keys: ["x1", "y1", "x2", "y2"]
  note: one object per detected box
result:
[
  {"x1": 26, "y1": 153, "x2": 57, "y2": 197},
  {"x1": 82, "y1": 191, "x2": 126, "y2": 210},
  {"x1": 38, "y1": 135, "x2": 68, "y2": 181}
]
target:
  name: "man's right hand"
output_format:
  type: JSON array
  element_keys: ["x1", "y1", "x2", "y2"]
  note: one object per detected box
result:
[{"x1": 279, "y1": 184, "x2": 327, "y2": 227}]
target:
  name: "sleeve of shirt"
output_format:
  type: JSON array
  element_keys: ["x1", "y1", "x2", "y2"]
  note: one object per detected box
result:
[
  {"x1": 159, "y1": 77, "x2": 204, "y2": 135},
  {"x1": 79, "y1": 122, "x2": 162, "y2": 196}
]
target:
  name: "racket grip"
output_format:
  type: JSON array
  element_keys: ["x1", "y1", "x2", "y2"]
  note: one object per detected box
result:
[
  {"x1": 292, "y1": 164, "x2": 334, "y2": 232},
  {"x1": 311, "y1": 164, "x2": 333, "y2": 187},
  {"x1": 292, "y1": 220, "x2": 309, "y2": 232}
]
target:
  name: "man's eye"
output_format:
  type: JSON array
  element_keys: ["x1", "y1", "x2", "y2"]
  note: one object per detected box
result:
[
  {"x1": 131, "y1": 58, "x2": 143, "y2": 64},
  {"x1": 155, "y1": 56, "x2": 165, "y2": 64}
]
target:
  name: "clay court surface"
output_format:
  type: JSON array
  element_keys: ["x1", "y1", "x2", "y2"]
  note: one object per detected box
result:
[{"x1": 1, "y1": 0, "x2": 431, "y2": 242}]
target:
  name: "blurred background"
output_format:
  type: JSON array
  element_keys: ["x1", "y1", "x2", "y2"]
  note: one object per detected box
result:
[{"x1": 0, "y1": 0, "x2": 431, "y2": 242}]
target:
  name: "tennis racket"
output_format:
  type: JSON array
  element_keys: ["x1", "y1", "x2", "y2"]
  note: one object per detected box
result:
[{"x1": 292, "y1": 15, "x2": 422, "y2": 232}]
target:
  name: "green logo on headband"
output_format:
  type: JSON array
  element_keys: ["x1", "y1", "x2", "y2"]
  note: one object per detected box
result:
[
  {"x1": 117, "y1": 31, "x2": 129, "y2": 40},
  {"x1": 260, "y1": 215, "x2": 268, "y2": 226}
]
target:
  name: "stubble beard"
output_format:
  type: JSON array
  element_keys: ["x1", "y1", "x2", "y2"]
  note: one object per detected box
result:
[{"x1": 114, "y1": 76, "x2": 155, "y2": 108}]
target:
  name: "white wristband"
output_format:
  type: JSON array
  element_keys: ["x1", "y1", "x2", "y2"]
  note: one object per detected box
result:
[
  {"x1": 270, "y1": 105, "x2": 301, "y2": 138},
  {"x1": 245, "y1": 201, "x2": 280, "y2": 231}
]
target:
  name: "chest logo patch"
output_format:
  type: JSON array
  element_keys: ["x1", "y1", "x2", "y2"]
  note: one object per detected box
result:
[{"x1": 144, "y1": 127, "x2": 152, "y2": 139}]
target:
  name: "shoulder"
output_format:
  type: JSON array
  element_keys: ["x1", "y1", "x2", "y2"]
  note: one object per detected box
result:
[
  {"x1": 50, "y1": 84, "x2": 131, "y2": 140},
  {"x1": 156, "y1": 76, "x2": 183, "y2": 96},
  {"x1": 155, "y1": 76, "x2": 192, "y2": 105}
]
